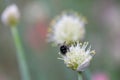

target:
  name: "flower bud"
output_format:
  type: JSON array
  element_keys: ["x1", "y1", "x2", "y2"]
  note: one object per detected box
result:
[{"x1": 1, "y1": 4, "x2": 20, "y2": 26}]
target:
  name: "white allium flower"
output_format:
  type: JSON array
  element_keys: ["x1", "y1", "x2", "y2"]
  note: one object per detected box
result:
[
  {"x1": 1, "y1": 4, "x2": 20, "y2": 26},
  {"x1": 58, "y1": 42, "x2": 95, "y2": 71},
  {"x1": 48, "y1": 12, "x2": 87, "y2": 45}
]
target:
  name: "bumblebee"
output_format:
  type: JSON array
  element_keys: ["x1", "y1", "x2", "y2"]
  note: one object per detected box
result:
[{"x1": 60, "y1": 44, "x2": 69, "y2": 55}]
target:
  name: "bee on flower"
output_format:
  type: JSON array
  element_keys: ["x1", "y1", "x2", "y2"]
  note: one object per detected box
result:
[
  {"x1": 58, "y1": 42, "x2": 95, "y2": 72},
  {"x1": 48, "y1": 11, "x2": 87, "y2": 45},
  {"x1": 1, "y1": 4, "x2": 20, "y2": 26},
  {"x1": 48, "y1": 11, "x2": 96, "y2": 72}
]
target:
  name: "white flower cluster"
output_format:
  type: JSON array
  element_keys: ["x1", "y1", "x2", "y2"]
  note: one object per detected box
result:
[
  {"x1": 48, "y1": 11, "x2": 96, "y2": 72},
  {"x1": 58, "y1": 42, "x2": 95, "y2": 71},
  {"x1": 1, "y1": 4, "x2": 20, "y2": 26},
  {"x1": 48, "y1": 12, "x2": 86, "y2": 45}
]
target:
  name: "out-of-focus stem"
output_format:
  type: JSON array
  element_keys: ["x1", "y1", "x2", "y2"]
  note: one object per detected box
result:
[
  {"x1": 83, "y1": 69, "x2": 91, "y2": 80},
  {"x1": 78, "y1": 72, "x2": 83, "y2": 80},
  {"x1": 11, "y1": 26, "x2": 30, "y2": 80}
]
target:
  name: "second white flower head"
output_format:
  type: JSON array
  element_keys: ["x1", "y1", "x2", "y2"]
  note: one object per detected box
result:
[
  {"x1": 59, "y1": 42, "x2": 95, "y2": 71},
  {"x1": 49, "y1": 12, "x2": 86, "y2": 45},
  {"x1": 1, "y1": 4, "x2": 20, "y2": 26}
]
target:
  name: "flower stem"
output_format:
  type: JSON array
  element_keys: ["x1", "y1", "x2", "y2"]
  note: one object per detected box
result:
[
  {"x1": 83, "y1": 69, "x2": 91, "y2": 80},
  {"x1": 11, "y1": 26, "x2": 30, "y2": 80},
  {"x1": 78, "y1": 72, "x2": 83, "y2": 80}
]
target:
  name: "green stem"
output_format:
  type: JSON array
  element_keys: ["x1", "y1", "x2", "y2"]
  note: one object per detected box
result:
[
  {"x1": 78, "y1": 72, "x2": 83, "y2": 80},
  {"x1": 83, "y1": 69, "x2": 91, "y2": 80},
  {"x1": 11, "y1": 26, "x2": 30, "y2": 80}
]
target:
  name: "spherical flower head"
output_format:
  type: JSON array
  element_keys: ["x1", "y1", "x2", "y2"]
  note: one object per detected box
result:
[
  {"x1": 58, "y1": 42, "x2": 95, "y2": 72},
  {"x1": 48, "y1": 12, "x2": 87, "y2": 45},
  {"x1": 1, "y1": 4, "x2": 20, "y2": 26}
]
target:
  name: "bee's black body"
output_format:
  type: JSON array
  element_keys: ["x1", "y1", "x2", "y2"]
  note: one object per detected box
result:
[{"x1": 60, "y1": 45, "x2": 68, "y2": 55}]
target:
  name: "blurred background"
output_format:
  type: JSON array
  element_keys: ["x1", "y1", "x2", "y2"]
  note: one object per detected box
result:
[{"x1": 0, "y1": 0, "x2": 120, "y2": 80}]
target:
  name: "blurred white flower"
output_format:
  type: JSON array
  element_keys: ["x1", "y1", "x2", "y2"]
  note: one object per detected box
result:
[
  {"x1": 48, "y1": 12, "x2": 86, "y2": 45},
  {"x1": 1, "y1": 4, "x2": 20, "y2": 26},
  {"x1": 58, "y1": 42, "x2": 95, "y2": 71},
  {"x1": 23, "y1": 1, "x2": 49, "y2": 24}
]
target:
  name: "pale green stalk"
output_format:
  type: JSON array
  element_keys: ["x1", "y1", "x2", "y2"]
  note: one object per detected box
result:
[
  {"x1": 78, "y1": 72, "x2": 83, "y2": 80},
  {"x1": 83, "y1": 69, "x2": 91, "y2": 80},
  {"x1": 11, "y1": 26, "x2": 30, "y2": 80}
]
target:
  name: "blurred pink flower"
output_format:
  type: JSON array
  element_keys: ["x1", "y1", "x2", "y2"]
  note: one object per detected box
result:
[
  {"x1": 23, "y1": 1, "x2": 50, "y2": 52},
  {"x1": 25, "y1": 21, "x2": 48, "y2": 52},
  {"x1": 92, "y1": 72, "x2": 110, "y2": 80}
]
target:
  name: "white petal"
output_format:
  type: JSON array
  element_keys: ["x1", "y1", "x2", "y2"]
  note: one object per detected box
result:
[{"x1": 77, "y1": 57, "x2": 91, "y2": 71}]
